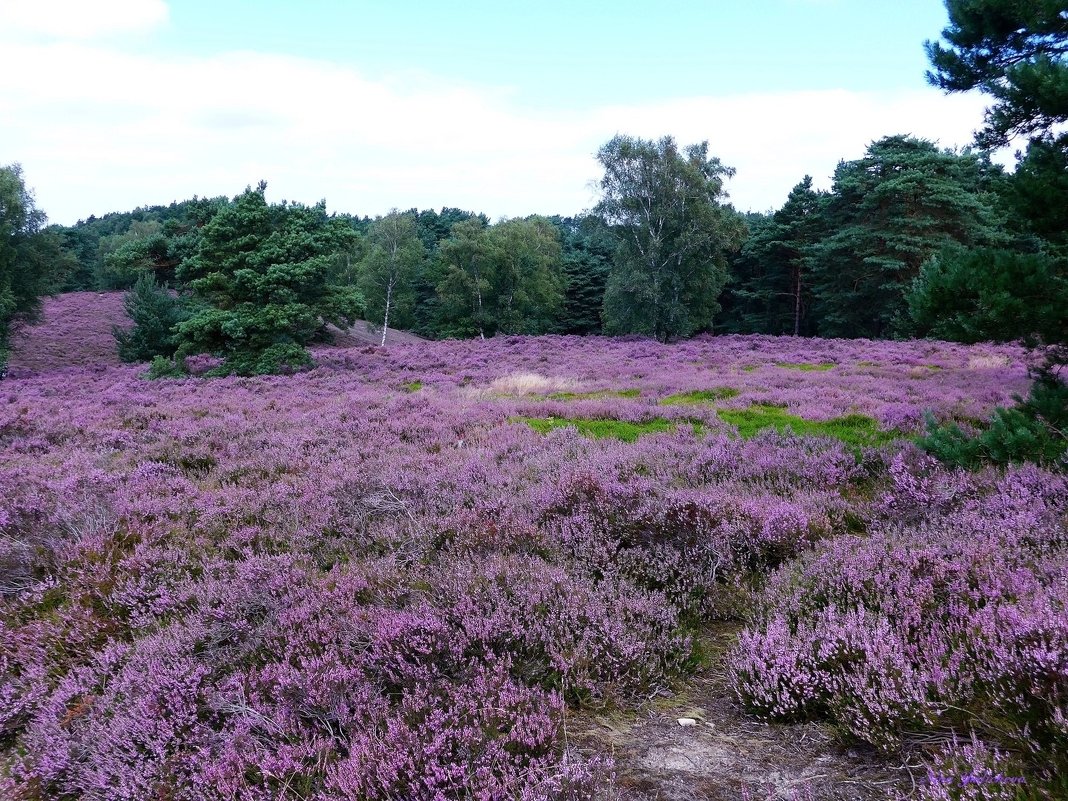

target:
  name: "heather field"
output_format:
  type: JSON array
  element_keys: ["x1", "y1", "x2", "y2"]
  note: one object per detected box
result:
[{"x1": 2, "y1": 293, "x2": 1065, "y2": 800}]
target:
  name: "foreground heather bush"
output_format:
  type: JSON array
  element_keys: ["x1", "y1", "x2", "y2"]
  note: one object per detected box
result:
[
  {"x1": 729, "y1": 462, "x2": 1068, "y2": 785},
  {"x1": 910, "y1": 735, "x2": 1032, "y2": 801},
  {"x1": 538, "y1": 452, "x2": 857, "y2": 620},
  {"x1": 433, "y1": 553, "x2": 690, "y2": 704},
  {"x1": 1, "y1": 556, "x2": 606, "y2": 800}
]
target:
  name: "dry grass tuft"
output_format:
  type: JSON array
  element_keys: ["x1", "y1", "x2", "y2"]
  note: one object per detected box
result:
[
  {"x1": 968, "y1": 355, "x2": 1011, "y2": 369},
  {"x1": 488, "y1": 371, "x2": 580, "y2": 396}
]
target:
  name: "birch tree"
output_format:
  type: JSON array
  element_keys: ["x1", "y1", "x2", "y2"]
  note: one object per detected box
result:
[
  {"x1": 358, "y1": 211, "x2": 424, "y2": 345},
  {"x1": 596, "y1": 135, "x2": 746, "y2": 341},
  {"x1": 434, "y1": 218, "x2": 493, "y2": 339}
]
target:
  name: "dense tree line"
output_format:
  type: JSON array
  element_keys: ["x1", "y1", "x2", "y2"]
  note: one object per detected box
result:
[
  {"x1": 721, "y1": 135, "x2": 1017, "y2": 339},
  {"x1": 12, "y1": 123, "x2": 1065, "y2": 376},
  {"x1": 0, "y1": 0, "x2": 1062, "y2": 377}
]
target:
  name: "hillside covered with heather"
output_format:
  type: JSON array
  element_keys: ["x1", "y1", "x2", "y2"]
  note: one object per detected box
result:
[{"x1": 1, "y1": 292, "x2": 1064, "y2": 799}]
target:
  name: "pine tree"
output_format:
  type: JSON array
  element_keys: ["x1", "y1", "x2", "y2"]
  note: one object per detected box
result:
[
  {"x1": 906, "y1": 247, "x2": 1068, "y2": 344},
  {"x1": 552, "y1": 215, "x2": 614, "y2": 335},
  {"x1": 926, "y1": 0, "x2": 1068, "y2": 148},
  {"x1": 728, "y1": 177, "x2": 824, "y2": 335},
  {"x1": 114, "y1": 272, "x2": 186, "y2": 362},
  {"x1": 810, "y1": 136, "x2": 1005, "y2": 339},
  {"x1": 174, "y1": 183, "x2": 361, "y2": 375}
]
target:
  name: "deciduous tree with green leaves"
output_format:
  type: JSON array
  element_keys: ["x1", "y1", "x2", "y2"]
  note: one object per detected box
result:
[
  {"x1": 174, "y1": 183, "x2": 361, "y2": 375},
  {"x1": 432, "y1": 216, "x2": 565, "y2": 338},
  {"x1": 595, "y1": 135, "x2": 746, "y2": 342},
  {"x1": 433, "y1": 218, "x2": 494, "y2": 339},
  {"x1": 484, "y1": 216, "x2": 564, "y2": 335},
  {"x1": 358, "y1": 211, "x2": 424, "y2": 346}
]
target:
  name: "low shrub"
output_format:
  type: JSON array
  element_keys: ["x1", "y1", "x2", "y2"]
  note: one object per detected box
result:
[
  {"x1": 729, "y1": 464, "x2": 1068, "y2": 788},
  {"x1": 920, "y1": 361, "x2": 1067, "y2": 470}
]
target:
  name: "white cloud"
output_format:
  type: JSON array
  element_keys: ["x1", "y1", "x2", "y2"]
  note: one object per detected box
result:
[
  {"x1": 0, "y1": 32, "x2": 1002, "y2": 225},
  {"x1": 0, "y1": 0, "x2": 168, "y2": 40},
  {"x1": 588, "y1": 90, "x2": 1006, "y2": 211}
]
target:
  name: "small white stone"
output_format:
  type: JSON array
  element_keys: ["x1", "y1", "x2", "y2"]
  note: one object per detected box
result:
[{"x1": 677, "y1": 717, "x2": 698, "y2": 727}]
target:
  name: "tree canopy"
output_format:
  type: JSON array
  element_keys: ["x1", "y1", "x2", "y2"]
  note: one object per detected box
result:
[
  {"x1": 925, "y1": 0, "x2": 1068, "y2": 148},
  {"x1": 726, "y1": 177, "x2": 825, "y2": 336},
  {"x1": 810, "y1": 135, "x2": 1005, "y2": 338},
  {"x1": 358, "y1": 211, "x2": 425, "y2": 346},
  {"x1": 483, "y1": 217, "x2": 564, "y2": 336},
  {"x1": 596, "y1": 135, "x2": 746, "y2": 341},
  {"x1": 432, "y1": 216, "x2": 564, "y2": 339},
  {"x1": 907, "y1": 246, "x2": 1068, "y2": 343},
  {"x1": 174, "y1": 183, "x2": 361, "y2": 375},
  {"x1": 552, "y1": 215, "x2": 614, "y2": 335}
]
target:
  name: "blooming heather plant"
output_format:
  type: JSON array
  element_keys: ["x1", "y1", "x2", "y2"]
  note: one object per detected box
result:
[
  {"x1": 0, "y1": 292, "x2": 1056, "y2": 799},
  {"x1": 730, "y1": 460, "x2": 1068, "y2": 786},
  {"x1": 910, "y1": 735, "x2": 1032, "y2": 801}
]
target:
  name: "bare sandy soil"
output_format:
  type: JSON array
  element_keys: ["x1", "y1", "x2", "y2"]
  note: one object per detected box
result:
[{"x1": 573, "y1": 627, "x2": 912, "y2": 800}]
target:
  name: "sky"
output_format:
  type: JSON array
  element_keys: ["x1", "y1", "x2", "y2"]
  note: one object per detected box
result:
[{"x1": 0, "y1": 0, "x2": 1006, "y2": 225}]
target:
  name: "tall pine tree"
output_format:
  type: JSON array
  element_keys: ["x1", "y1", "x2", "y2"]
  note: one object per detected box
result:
[
  {"x1": 727, "y1": 177, "x2": 825, "y2": 336},
  {"x1": 810, "y1": 136, "x2": 1005, "y2": 338}
]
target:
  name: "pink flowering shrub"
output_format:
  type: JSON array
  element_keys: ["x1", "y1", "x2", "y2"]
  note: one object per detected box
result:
[
  {"x1": 5, "y1": 292, "x2": 127, "y2": 376},
  {"x1": 911, "y1": 735, "x2": 1032, "y2": 801},
  {"x1": 433, "y1": 554, "x2": 690, "y2": 703},
  {"x1": 730, "y1": 463, "x2": 1068, "y2": 783},
  {"x1": 0, "y1": 293, "x2": 1051, "y2": 798}
]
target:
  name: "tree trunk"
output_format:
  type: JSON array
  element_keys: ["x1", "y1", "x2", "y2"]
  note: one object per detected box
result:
[
  {"x1": 381, "y1": 281, "x2": 393, "y2": 347},
  {"x1": 793, "y1": 268, "x2": 802, "y2": 337},
  {"x1": 476, "y1": 282, "x2": 485, "y2": 340}
]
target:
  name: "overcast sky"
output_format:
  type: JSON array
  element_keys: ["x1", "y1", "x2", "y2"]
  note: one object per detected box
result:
[{"x1": 0, "y1": 0, "x2": 1004, "y2": 225}]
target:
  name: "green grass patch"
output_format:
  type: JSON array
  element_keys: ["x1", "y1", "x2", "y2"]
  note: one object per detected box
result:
[
  {"x1": 774, "y1": 362, "x2": 836, "y2": 372},
  {"x1": 515, "y1": 416, "x2": 675, "y2": 442},
  {"x1": 545, "y1": 388, "x2": 641, "y2": 401},
  {"x1": 660, "y1": 387, "x2": 741, "y2": 405},
  {"x1": 401, "y1": 381, "x2": 423, "y2": 393},
  {"x1": 717, "y1": 404, "x2": 898, "y2": 449}
]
